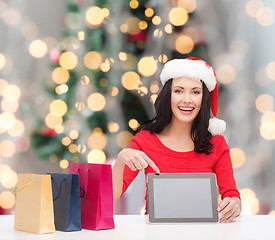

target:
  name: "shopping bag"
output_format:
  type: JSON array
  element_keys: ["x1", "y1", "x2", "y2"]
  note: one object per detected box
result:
[
  {"x1": 69, "y1": 163, "x2": 115, "y2": 230},
  {"x1": 13, "y1": 174, "x2": 55, "y2": 234},
  {"x1": 47, "y1": 173, "x2": 83, "y2": 232}
]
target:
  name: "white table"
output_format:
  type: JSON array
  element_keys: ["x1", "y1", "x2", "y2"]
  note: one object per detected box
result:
[{"x1": 1, "y1": 215, "x2": 275, "y2": 240}]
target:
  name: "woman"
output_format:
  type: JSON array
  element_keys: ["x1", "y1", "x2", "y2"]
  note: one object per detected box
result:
[{"x1": 112, "y1": 57, "x2": 241, "y2": 223}]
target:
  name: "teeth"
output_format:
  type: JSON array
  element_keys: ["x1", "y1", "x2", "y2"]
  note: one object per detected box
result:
[{"x1": 179, "y1": 107, "x2": 193, "y2": 111}]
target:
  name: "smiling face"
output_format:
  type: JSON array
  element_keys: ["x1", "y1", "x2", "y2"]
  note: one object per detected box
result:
[{"x1": 170, "y1": 76, "x2": 203, "y2": 125}]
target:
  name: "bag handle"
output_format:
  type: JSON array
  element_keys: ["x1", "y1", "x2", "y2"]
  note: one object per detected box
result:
[
  {"x1": 11, "y1": 180, "x2": 36, "y2": 194},
  {"x1": 79, "y1": 185, "x2": 85, "y2": 198},
  {"x1": 52, "y1": 178, "x2": 66, "y2": 201},
  {"x1": 76, "y1": 168, "x2": 90, "y2": 198}
]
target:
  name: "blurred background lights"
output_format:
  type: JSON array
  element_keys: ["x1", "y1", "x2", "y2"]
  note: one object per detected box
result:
[
  {"x1": 62, "y1": 136, "x2": 71, "y2": 146},
  {"x1": 0, "y1": 169, "x2": 17, "y2": 188},
  {"x1": 137, "y1": 57, "x2": 157, "y2": 77},
  {"x1": 152, "y1": 16, "x2": 161, "y2": 25},
  {"x1": 85, "y1": 6, "x2": 104, "y2": 26},
  {"x1": 245, "y1": 0, "x2": 263, "y2": 18},
  {"x1": 87, "y1": 93, "x2": 106, "y2": 111},
  {"x1": 45, "y1": 113, "x2": 63, "y2": 129},
  {"x1": 0, "y1": 140, "x2": 16, "y2": 158},
  {"x1": 0, "y1": 79, "x2": 8, "y2": 94},
  {"x1": 81, "y1": 75, "x2": 90, "y2": 85},
  {"x1": 69, "y1": 130, "x2": 79, "y2": 139},
  {"x1": 69, "y1": 144, "x2": 77, "y2": 153},
  {"x1": 266, "y1": 61, "x2": 275, "y2": 80},
  {"x1": 0, "y1": 191, "x2": 15, "y2": 209},
  {"x1": 102, "y1": 8, "x2": 110, "y2": 18},
  {"x1": 77, "y1": 144, "x2": 86, "y2": 154},
  {"x1": 108, "y1": 122, "x2": 120, "y2": 133},
  {"x1": 239, "y1": 188, "x2": 260, "y2": 215},
  {"x1": 126, "y1": 17, "x2": 141, "y2": 35},
  {"x1": 3, "y1": 8, "x2": 21, "y2": 26},
  {"x1": 84, "y1": 51, "x2": 102, "y2": 70},
  {"x1": 139, "y1": 21, "x2": 148, "y2": 30},
  {"x1": 260, "y1": 111, "x2": 275, "y2": 140},
  {"x1": 256, "y1": 7, "x2": 274, "y2": 26},
  {"x1": 129, "y1": 0, "x2": 139, "y2": 9},
  {"x1": 150, "y1": 94, "x2": 158, "y2": 104},
  {"x1": 59, "y1": 159, "x2": 69, "y2": 169},
  {"x1": 88, "y1": 130, "x2": 107, "y2": 150},
  {"x1": 216, "y1": 64, "x2": 236, "y2": 84},
  {"x1": 230, "y1": 148, "x2": 246, "y2": 168},
  {"x1": 121, "y1": 71, "x2": 141, "y2": 90},
  {"x1": 0, "y1": 53, "x2": 6, "y2": 70},
  {"x1": 116, "y1": 131, "x2": 133, "y2": 148},
  {"x1": 7, "y1": 120, "x2": 24, "y2": 137},
  {"x1": 1, "y1": 99, "x2": 19, "y2": 113},
  {"x1": 3, "y1": 84, "x2": 21, "y2": 101},
  {"x1": 255, "y1": 94, "x2": 274, "y2": 113},
  {"x1": 164, "y1": 24, "x2": 173, "y2": 34},
  {"x1": 129, "y1": 119, "x2": 140, "y2": 131},
  {"x1": 175, "y1": 35, "x2": 194, "y2": 54},
  {"x1": 169, "y1": 7, "x2": 188, "y2": 26},
  {"x1": 145, "y1": 8, "x2": 154, "y2": 18},
  {"x1": 87, "y1": 149, "x2": 106, "y2": 164},
  {"x1": 177, "y1": 0, "x2": 197, "y2": 13},
  {"x1": 59, "y1": 51, "x2": 78, "y2": 70},
  {"x1": 0, "y1": 112, "x2": 16, "y2": 130},
  {"x1": 29, "y1": 40, "x2": 48, "y2": 58},
  {"x1": 50, "y1": 99, "x2": 67, "y2": 116},
  {"x1": 56, "y1": 84, "x2": 69, "y2": 94},
  {"x1": 52, "y1": 67, "x2": 70, "y2": 84}
]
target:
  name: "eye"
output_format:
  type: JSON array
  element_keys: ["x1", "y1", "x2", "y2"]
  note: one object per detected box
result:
[
  {"x1": 193, "y1": 90, "x2": 201, "y2": 95},
  {"x1": 174, "y1": 89, "x2": 182, "y2": 94}
]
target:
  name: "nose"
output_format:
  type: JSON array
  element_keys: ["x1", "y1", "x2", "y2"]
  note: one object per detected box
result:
[{"x1": 182, "y1": 93, "x2": 191, "y2": 103}]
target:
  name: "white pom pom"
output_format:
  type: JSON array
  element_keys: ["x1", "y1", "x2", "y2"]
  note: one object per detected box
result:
[{"x1": 208, "y1": 117, "x2": 226, "y2": 135}]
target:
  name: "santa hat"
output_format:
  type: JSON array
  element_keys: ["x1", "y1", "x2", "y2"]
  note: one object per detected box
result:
[{"x1": 159, "y1": 57, "x2": 226, "y2": 135}]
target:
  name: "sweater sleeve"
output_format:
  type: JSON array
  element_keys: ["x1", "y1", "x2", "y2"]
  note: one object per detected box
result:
[
  {"x1": 121, "y1": 135, "x2": 141, "y2": 195},
  {"x1": 213, "y1": 136, "x2": 241, "y2": 200}
]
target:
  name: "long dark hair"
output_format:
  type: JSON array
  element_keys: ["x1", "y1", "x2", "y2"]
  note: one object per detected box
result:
[{"x1": 137, "y1": 79, "x2": 214, "y2": 154}]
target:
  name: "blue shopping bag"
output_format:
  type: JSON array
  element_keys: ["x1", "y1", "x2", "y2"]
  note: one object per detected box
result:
[{"x1": 47, "y1": 173, "x2": 83, "y2": 232}]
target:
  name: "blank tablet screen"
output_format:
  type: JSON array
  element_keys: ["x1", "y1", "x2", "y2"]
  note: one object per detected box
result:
[{"x1": 147, "y1": 173, "x2": 218, "y2": 222}]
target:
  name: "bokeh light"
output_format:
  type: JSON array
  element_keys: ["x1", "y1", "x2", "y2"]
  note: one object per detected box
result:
[
  {"x1": 0, "y1": 79, "x2": 8, "y2": 95},
  {"x1": 150, "y1": 94, "x2": 158, "y2": 104},
  {"x1": 126, "y1": 17, "x2": 140, "y2": 34},
  {"x1": 260, "y1": 111, "x2": 275, "y2": 140},
  {"x1": 117, "y1": 131, "x2": 133, "y2": 148},
  {"x1": 0, "y1": 140, "x2": 16, "y2": 158},
  {"x1": 3, "y1": 84, "x2": 21, "y2": 101},
  {"x1": 152, "y1": 16, "x2": 161, "y2": 25},
  {"x1": 175, "y1": 35, "x2": 194, "y2": 54},
  {"x1": 85, "y1": 6, "x2": 104, "y2": 26},
  {"x1": 0, "y1": 53, "x2": 6, "y2": 70},
  {"x1": 87, "y1": 149, "x2": 106, "y2": 164},
  {"x1": 0, "y1": 112, "x2": 16, "y2": 130},
  {"x1": 255, "y1": 94, "x2": 274, "y2": 113},
  {"x1": 177, "y1": 0, "x2": 197, "y2": 13},
  {"x1": 77, "y1": 144, "x2": 87, "y2": 154},
  {"x1": 50, "y1": 99, "x2": 68, "y2": 116},
  {"x1": 108, "y1": 122, "x2": 120, "y2": 133},
  {"x1": 45, "y1": 113, "x2": 63, "y2": 129},
  {"x1": 164, "y1": 24, "x2": 173, "y2": 34},
  {"x1": 59, "y1": 159, "x2": 69, "y2": 169},
  {"x1": 121, "y1": 71, "x2": 141, "y2": 90},
  {"x1": 129, "y1": 0, "x2": 139, "y2": 9},
  {"x1": 230, "y1": 148, "x2": 246, "y2": 168},
  {"x1": 52, "y1": 67, "x2": 70, "y2": 84},
  {"x1": 59, "y1": 51, "x2": 78, "y2": 70},
  {"x1": 2, "y1": 8, "x2": 21, "y2": 26},
  {"x1": 245, "y1": 0, "x2": 263, "y2": 18},
  {"x1": 0, "y1": 191, "x2": 15, "y2": 209},
  {"x1": 239, "y1": 188, "x2": 259, "y2": 215},
  {"x1": 129, "y1": 119, "x2": 140, "y2": 130},
  {"x1": 7, "y1": 120, "x2": 24, "y2": 137},
  {"x1": 62, "y1": 137, "x2": 71, "y2": 146},
  {"x1": 69, "y1": 144, "x2": 77, "y2": 153},
  {"x1": 0, "y1": 169, "x2": 17, "y2": 188},
  {"x1": 1, "y1": 99, "x2": 19, "y2": 113},
  {"x1": 84, "y1": 51, "x2": 102, "y2": 70},
  {"x1": 137, "y1": 57, "x2": 157, "y2": 77},
  {"x1": 266, "y1": 61, "x2": 275, "y2": 80},
  {"x1": 29, "y1": 40, "x2": 48, "y2": 58},
  {"x1": 69, "y1": 130, "x2": 79, "y2": 140},
  {"x1": 145, "y1": 8, "x2": 154, "y2": 17},
  {"x1": 88, "y1": 131, "x2": 107, "y2": 149},
  {"x1": 216, "y1": 64, "x2": 236, "y2": 84},
  {"x1": 169, "y1": 7, "x2": 188, "y2": 26},
  {"x1": 87, "y1": 93, "x2": 106, "y2": 111},
  {"x1": 256, "y1": 7, "x2": 274, "y2": 26}
]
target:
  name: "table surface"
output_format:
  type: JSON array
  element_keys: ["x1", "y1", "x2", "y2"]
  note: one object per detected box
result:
[{"x1": 1, "y1": 215, "x2": 275, "y2": 240}]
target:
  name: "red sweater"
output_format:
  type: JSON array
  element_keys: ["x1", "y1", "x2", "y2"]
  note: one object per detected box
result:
[{"x1": 122, "y1": 130, "x2": 240, "y2": 214}]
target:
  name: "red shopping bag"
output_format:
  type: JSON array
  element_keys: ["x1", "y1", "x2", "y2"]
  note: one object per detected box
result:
[{"x1": 69, "y1": 163, "x2": 115, "y2": 230}]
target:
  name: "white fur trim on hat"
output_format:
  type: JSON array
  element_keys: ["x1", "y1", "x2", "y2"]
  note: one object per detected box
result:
[
  {"x1": 160, "y1": 59, "x2": 216, "y2": 91},
  {"x1": 208, "y1": 117, "x2": 226, "y2": 135}
]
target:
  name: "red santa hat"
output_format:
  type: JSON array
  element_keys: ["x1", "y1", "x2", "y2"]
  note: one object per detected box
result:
[{"x1": 159, "y1": 57, "x2": 226, "y2": 135}]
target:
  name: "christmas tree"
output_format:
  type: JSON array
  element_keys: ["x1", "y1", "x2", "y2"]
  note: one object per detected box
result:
[{"x1": 31, "y1": 0, "x2": 208, "y2": 168}]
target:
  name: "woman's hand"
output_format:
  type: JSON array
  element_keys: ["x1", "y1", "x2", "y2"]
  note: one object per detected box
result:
[
  {"x1": 117, "y1": 148, "x2": 160, "y2": 173},
  {"x1": 217, "y1": 197, "x2": 242, "y2": 223}
]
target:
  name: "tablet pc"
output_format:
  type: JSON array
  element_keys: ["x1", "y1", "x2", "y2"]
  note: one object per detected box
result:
[{"x1": 147, "y1": 173, "x2": 218, "y2": 223}]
